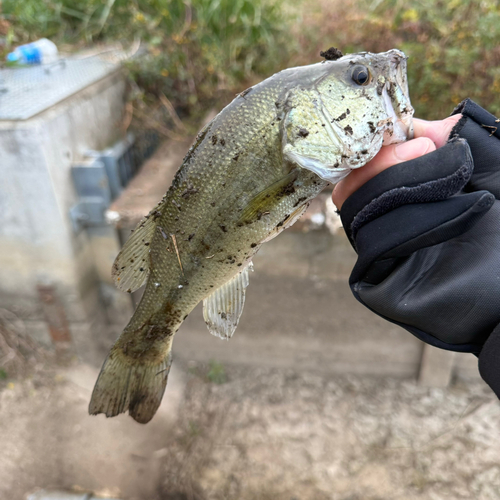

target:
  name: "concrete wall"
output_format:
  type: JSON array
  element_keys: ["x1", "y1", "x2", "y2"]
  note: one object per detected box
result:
[{"x1": 0, "y1": 70, "x2": 128, "y2": 360}]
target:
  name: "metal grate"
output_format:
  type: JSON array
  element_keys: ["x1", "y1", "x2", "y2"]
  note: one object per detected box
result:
[
  {"x1": 0, "y1": 57, "x2": 119, "y2": 121},
  {"x1": 70, "y1": 132, "x2": 159, "y2": 232},
  {"x1": 87, "y1": 134, "x2": 136, "y2": 200}
]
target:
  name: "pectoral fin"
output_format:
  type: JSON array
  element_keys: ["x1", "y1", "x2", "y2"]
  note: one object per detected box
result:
[
  {"x1": 203, "y1": 264, "x2": 253, "y2": 339},
  {"x1": 261, "y1": 203, "x2": 309, "y2": 243},
  {"x1": 238, "y1": 170, "x2": 298, "y2": 224}
]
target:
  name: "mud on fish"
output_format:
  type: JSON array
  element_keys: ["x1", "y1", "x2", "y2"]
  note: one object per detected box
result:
[{"x1": 89, "y1": 49, "x2": 414, "y2": 423}]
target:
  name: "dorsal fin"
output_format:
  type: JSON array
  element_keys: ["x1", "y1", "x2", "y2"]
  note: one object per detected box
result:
[
  {"x1": 203, "y1": 264, "x2": 253, "y2": 339},
  {"x1": 112, "y1": 118, "x2": 214, "y2": 293},
  {"x1": 112, "y1": 209, "x2": 160, "y2": 292}
]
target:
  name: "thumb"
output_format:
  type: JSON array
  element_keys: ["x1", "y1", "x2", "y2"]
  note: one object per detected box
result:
[{"x1": 413, "y1": 114, "x2": 462, "y2": 148}]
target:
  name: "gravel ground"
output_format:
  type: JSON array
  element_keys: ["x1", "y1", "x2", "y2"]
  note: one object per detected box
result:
[{"x1": 161, "y1": 364, "x2": 500, "y2": 500}]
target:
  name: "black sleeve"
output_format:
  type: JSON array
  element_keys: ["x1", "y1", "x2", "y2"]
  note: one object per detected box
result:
[{"x1": 340, "y1": 100, "x2": 500, "y2": 358}]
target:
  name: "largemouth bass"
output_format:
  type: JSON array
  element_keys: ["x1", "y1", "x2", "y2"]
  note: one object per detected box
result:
[{"x1": 90, "y1": 49, "x2": 413, "y2": 423}]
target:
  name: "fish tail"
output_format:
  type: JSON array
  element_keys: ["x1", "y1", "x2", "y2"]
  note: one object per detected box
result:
[{"x1": 88, "y1": 343, "x2": 173, "y2": 424}]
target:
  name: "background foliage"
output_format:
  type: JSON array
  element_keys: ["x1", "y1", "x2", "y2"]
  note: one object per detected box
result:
[
  {"x1": 1, "y1": 0, "x2": 295, "y2": 131},
  {"x1": 1, "y1": 0, "x2": 499, "y2": 126}
]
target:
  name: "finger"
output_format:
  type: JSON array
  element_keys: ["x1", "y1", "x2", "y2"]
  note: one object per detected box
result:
[
  {"x1": 413, "y1": 114, "x2": 462, "y2": 148},
  {"x1": 332, "y1": 137, "x2": 436, "y2": 209}
]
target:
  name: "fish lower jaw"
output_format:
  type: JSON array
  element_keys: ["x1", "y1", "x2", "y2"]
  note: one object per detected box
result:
[
  {"x1": 380, "y1": 85, "x2": 414, "y2": 145},
  {"x1": 382, "y1": 118, "x2": 413, "y2": 145},
  {"x1": 284, "y1": 149, "x2": 350, "y2": 184}
]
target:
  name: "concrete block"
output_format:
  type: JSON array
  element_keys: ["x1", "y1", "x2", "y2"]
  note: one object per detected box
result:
[
  {"x1": 454, "y1": 351, "x2": 483, "y2": 382},
  {"x1": 418, "y1": 344, "x2": 455, "y2": 387}
]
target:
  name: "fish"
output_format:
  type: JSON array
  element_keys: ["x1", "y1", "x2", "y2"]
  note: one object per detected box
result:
[{"x1": 89, "y1": 49, "x2": 414, "y2": 423}]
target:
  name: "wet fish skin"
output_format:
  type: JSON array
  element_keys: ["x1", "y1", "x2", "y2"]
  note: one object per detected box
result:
[{"x1": 89, "y1": 49, "x2": 414, "y2": 423}]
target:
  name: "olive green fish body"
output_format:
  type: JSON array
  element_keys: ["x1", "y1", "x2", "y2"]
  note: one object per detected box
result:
[{"x1": 90, "y1": 49, "x2": 414, "y2": 423}]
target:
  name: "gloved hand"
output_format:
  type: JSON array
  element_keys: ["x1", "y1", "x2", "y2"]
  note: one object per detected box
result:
[{"x1": 336, "y1": 99, "x2": 500, "y2": 396}]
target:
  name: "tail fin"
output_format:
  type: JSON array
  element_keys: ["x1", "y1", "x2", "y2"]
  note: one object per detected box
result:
[{"x1": 89, "y1": 346, "x2": 172, "y2": 424}]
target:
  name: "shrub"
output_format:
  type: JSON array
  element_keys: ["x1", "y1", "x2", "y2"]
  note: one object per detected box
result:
[{"x1": 2, "y1": 0, "x2": 295, "y2": 124}]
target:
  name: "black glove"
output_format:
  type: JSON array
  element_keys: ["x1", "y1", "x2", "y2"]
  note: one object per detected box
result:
[{"x1": 340, "y1": 99, "x2": 500, "y2": 396}]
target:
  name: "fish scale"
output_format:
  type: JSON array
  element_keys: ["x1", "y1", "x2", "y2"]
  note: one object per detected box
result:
[{"x1": 90, "y1": 49, "x2": 414, "y2": 423}]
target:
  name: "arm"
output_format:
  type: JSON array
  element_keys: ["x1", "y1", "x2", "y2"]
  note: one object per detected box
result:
[{"x1": 333, "y1": 100, "x2": 500, "y2": 395}]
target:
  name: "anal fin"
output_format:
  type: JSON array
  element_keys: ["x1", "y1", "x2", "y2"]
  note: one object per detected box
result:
[{"x1": 203, "y1": 263, "x2": 253, "y2": 340}]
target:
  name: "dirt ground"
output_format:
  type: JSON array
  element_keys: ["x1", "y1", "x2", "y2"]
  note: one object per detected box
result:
[
  {"x1": 0, "y1": 362, "x2": 185, "y2": 500},
  {"x1": 161, "y1": 364, "x2": 500, "y2": 500},
  {"x1": 2, "y1": 360, "x2": 500, "y2": 500}
]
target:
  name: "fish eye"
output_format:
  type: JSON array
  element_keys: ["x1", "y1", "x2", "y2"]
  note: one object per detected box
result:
[{"x1": 351, "y1": 65, "x2": 371, "y2": 86}]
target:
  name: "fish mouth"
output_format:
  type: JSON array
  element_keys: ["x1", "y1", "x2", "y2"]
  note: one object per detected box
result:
[{"x1": 379, "y1": 51, "x2": 414, "y2": 145}]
